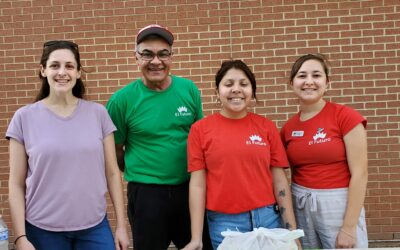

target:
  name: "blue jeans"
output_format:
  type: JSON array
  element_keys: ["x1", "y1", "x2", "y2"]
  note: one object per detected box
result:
[
  {"x1": 207, "y1": 204, "x2": 281, "y2": 249},
  {"x1": 25, "y1": 215, "x2": 115, "y2": 250}
]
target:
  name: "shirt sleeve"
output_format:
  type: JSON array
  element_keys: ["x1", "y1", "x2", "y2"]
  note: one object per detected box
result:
[
  {"x1": 106, "y1": 96, "x2": 127, "y2": 145},
  {"x1": 192, "y1": 83, "x2": 204, "y2": 121},
  {"x1": 6, "y1": 107, "x2": 24, "y2": 144},
  {"x1": 187, "y1": 122, "x2": 205, "y2": 172},
  {"x1": 99, "y1": 104, "x2": 117, "y2": 138},
  {"x1": 337, "y1": 105, "x2": 367, "y2": 136},
  {"x1": 280, "y1": 123, "x2": 288, "y2": 148},
  {"x1": 267, "y1": 120, "x2": 289, "y2": 168}
]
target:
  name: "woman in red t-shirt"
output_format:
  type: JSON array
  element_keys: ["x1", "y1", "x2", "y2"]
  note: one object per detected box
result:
[
  {"x1": 281, "y1": 54, "x2": 368, "y2": 249},
  {"x1": 183, "y1": 60, "x2": 299, "y2": 250}
]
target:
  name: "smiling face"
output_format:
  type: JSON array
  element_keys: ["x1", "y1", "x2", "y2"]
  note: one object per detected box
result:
[
  {"x1": 217, "y1": 68, "x2": 253, "y2": 119},
  {"x1": 291, "y1": 59, "x2": 329, "y2": 105},
  {"x1": 40, "y1": 49, "x2": 81, "y2": 97},
  {"x1": 136, "y1": 38, "x2": 172, "y2": 90}
]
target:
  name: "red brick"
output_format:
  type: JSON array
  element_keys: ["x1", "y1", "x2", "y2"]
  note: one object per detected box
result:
[
  {"x1": 369, "y1": 232, "x2": 394, "y2": 240},
  {"x1": 1, "y1": 0, "x2": 400, "y2": 245}
]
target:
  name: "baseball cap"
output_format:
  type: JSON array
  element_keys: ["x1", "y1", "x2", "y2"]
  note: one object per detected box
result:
[{"x1": 136, "y1": 24, "x2": 174, "y2": 46}]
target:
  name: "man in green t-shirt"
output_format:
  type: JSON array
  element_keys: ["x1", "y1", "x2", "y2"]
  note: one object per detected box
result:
[{"x1": 106, "y1": 24, "x2": 211, "y2": 250}]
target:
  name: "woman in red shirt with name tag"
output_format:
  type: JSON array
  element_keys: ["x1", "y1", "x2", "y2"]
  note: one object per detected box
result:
[
  {"x1": 183, "y1": 60, "x2": 299, "y2": 250},
  {"x1": 281, "y1": 54, "x2": 368, "y2": 249}
]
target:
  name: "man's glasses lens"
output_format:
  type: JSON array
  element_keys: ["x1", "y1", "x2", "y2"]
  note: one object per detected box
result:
[{"x1": 137, "y1": 50, "x2": 171, "y2": 61}]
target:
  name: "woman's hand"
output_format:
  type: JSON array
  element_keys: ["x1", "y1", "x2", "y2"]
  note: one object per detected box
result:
[
  {"x1": 15, "y1": 236, "x2": 36, "y2": 250},
  {"x1": 182, "y1": 240, "x2": 203, "y2": 250},
  {"x1": 335, "y1": 227, "x2": 357, "y2": 248},
  {"x1": 295, "y1": 238, "x2": 302, "y2": 250},
  {"x1": 114, "y1": 226, "x2": 130, "y2": 250}
]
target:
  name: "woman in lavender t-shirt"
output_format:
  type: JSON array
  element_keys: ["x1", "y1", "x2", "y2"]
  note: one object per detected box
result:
[{"x1": 7, "y1": 40, "x2": 129, "y2": 250}]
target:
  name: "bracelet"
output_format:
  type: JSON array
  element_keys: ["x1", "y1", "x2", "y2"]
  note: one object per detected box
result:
[
  {"x1": 340, "y1": 229, "x2": 357, "y2": 239},
  {"x1": 14, "y1": 234, "x2": 27, "y2": 245}
]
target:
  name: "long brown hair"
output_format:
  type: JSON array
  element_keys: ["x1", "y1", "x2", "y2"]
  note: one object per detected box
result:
[{"x1": 35, "y1": 40, "x2": 85, "y2": 102}]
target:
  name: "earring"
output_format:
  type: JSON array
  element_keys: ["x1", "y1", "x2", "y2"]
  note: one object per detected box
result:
[
  {"x1": 323, "y1": 87, "x2": 329, "y2": 96},
  {"x1": 215, "y1": 96, "x2": 222, "y2": 107}
]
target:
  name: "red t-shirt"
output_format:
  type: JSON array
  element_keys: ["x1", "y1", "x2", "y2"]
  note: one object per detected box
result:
[
  {"x1": 281, "y1": 102, "x2": 367, "y2": 189},
  {"x1": 188, "y1": 112, "x2": 289, "y2": 214}
]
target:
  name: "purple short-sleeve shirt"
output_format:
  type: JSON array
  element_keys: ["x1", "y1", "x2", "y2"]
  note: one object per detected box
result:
[{"x1": 6, "y1": 99, "x2": 116, "y2": 231}]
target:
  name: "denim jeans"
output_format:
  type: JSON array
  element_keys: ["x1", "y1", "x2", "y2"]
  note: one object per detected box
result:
[
  {"x1": 25, "y1": 215, "x2": 115, "y2": 250},
  {"x1": 207, "y1": 204, "x2": 281, "y2": 249}
]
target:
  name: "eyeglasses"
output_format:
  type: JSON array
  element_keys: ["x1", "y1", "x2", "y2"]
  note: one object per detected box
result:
[
  {"x1": 136, "y1": 50, "x2": 172, "y2": 61},
  {"x1": 43, "y1": 40, "x2": 79, "y2": 50}
]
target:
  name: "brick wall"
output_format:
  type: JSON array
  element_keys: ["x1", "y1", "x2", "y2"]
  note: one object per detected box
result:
[{"x1": 1, "y1": 0, "x2": 399, "y2": 247}]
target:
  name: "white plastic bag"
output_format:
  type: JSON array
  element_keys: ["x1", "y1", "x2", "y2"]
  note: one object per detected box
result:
[{"x1": 217, "y1": 227, "x2": 304, "y2": 250}]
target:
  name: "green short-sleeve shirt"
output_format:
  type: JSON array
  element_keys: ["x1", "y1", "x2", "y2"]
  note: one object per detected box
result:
[{"x1": 106, "y1": 75, "x2": 203, "y2": 184}]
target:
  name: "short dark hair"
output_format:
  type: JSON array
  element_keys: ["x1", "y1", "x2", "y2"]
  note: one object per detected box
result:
[
  {"x1": 289, "y1": 53, "x2": 330, "y2": 84},
  {"x1": 215, "y1": 60, "x2": 257, "y2": 99},
  {"x1": 36, "y1": 40, "x2": 85, "y2": 102}
]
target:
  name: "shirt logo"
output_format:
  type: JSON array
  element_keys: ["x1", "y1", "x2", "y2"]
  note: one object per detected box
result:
[
  {"x1": 175, "y1": 106, "x2": 192, "y2": 117},
  {"x1": 246, "y1": 134, "x2": 267, "y2": 146},
  {"x1": 309, "y1": 128, "x2": 331, "y2": 145}
]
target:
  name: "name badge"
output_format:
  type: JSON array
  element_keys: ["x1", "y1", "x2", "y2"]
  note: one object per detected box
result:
[{"x1": 292, "y1": 131, "x2": 304, "y2": 137}]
